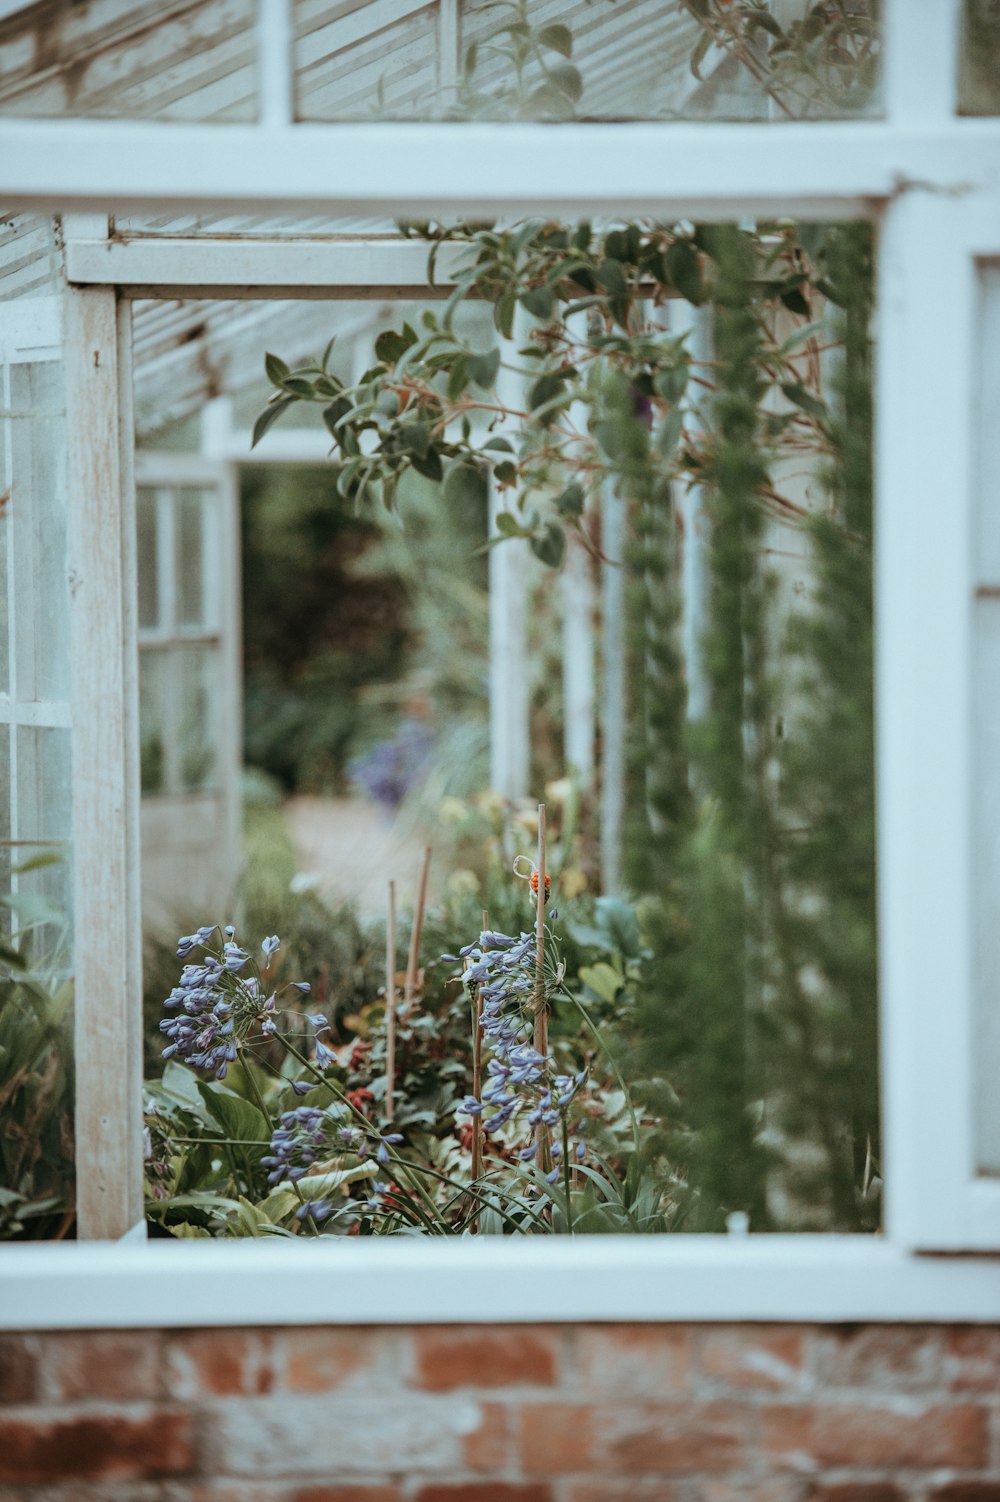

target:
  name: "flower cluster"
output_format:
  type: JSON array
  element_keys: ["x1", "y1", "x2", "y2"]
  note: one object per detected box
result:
[
  {"x1": 261, "y1": 1105, "x2": 403, "y2": 1225},
  {"x1": 160, "y1": 924, "x2": 315, "y2": 1079},
  {"x1": 456, "y1": 926, "x2": 586, "y2": 1179}
]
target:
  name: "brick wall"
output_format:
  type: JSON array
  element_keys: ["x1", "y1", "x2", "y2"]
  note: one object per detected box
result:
[{"x1": 0, "y1": 1324, "x2": 998, "y2": 1501}]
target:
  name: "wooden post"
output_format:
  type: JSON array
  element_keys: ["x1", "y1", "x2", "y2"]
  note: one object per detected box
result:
[{"x1": 66, "y1": 285, "x2": 144, "y2": 1239}]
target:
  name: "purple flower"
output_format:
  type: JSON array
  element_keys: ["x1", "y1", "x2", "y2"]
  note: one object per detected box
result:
[{"x1": 262, "y1": 935, "x2": 281, "y2": 958}]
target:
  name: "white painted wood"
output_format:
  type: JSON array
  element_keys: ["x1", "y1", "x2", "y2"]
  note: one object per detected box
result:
[
  {"x1": 974, "y1": 264, "x2": 1000, "y2": 1175},
  {"x1": 1, "y1": 1237, "x2": 999, "y2": 1329},
  {"x1": 64, "y1": 238, "x2": 467, "y2": 295},
  {"x1": 883, "y1": 0, "x2": 960, "y2": 124},
  {"x1": 438, "y1": 0, "x2": 459, "y2": 95},
  {"x1": 488, "y1": 321, "x2": 530, "y2": 803},
  {"x1": 0, "y1": 697, "x2": 72, "y2": 728},
  {"x1": 878, "y1": 186, "x2": 1000, "y2": 1250},
  {"x1": 5, "y1": 119, "x2": 1000, "y2": 219},
  {"x1": 259, "y1": 0, "x2": 294, "y2": 128},
  {"x1": 66, "y1": 287, "x2": 144, "y2": 1240}
]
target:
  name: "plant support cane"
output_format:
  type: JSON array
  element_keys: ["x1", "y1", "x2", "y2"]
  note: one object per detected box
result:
[{"x1": 385, "y1": 879, "x2": 397, "y2": 1122}]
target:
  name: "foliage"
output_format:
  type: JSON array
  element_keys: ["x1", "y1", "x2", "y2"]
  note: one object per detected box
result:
[
  {"x1": 399, "y1": 0, "x2": 880, "y2": 122},
  {"x1": 240, "y1": 465, "x2": 411, "y2": 793},
  {"x1": 144, "y1": 895, "x2": 680, "y2": 1237},
  {"x1": 0, "y1": 867, "x2": 74, "y2": 1240},
  {"x1": 258, "y1": 207, "x2": 879, "y2": 1232}
]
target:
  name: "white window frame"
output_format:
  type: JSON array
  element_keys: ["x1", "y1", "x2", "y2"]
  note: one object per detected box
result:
[{"x1": 2, "y1": 0, "x2": 1000, "y2": 1323}]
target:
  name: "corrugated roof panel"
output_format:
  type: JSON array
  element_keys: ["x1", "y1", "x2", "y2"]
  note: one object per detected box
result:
[
  {"x1": 294, "y1": 0, "x2": 439, "y2": 120},
  {"x1": 0, "y1": 212, "x2": 59, "y2": 300},
  {"x1": 0, "y1": 0, "x2": 258, "y2": 120}
]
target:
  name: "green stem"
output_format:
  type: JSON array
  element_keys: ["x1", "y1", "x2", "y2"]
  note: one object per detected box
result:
[{"x1": 561, "y1": 1114, "x2": 574, "y2": 1235}]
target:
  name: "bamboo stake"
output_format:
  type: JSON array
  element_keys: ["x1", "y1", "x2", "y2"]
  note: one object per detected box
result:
[
  {"x1": 533, "y1": 803, "x2": 550, "y2": 1165},
  {"x1": 385, "y1": 879, "x2": 397, "y2": 1122},
  {"x1": 401, "y1": 845, "x2": 432, "y2": 1024}
]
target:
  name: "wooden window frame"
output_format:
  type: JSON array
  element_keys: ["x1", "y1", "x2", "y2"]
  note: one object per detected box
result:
[{"x1": 2, "y1": 0, "x2": 1000, "y2": 1320}]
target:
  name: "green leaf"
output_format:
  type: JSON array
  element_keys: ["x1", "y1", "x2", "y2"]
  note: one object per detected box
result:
[
  {"x1": 320, "y1": 335, "x2": 337, "y2": 371},
  {"x1": 595, "y1": 259, "x2": 627, "y2": 295},
  {"x1": 654, "y1": 362, "x2": 689, "y2": 404},
  {"x1": 196, "y1": 1083, "x2": 270, "y2": 1144},
  {"x1": 520, "y1": 285, "x2": 555, "y2": 319},
  {"x1": 690, "y1": 28, "x2": 712, "y2": 79},
  {"x1": 374, "y1": 325, "x2": 419, "y2": 365},
  {"x1": 539, "y1": 22, "x2": 573, "y2": 56},
  {"x1": 493, "y1": 460, "x2": 517, "y2": 487},
  {"x1": 483, "y1": 434, "x2": 514, "y2": 453},
  {"x1": 495, "y1": 291, "x2": 517, "y2": 339},
  {"x1": 446, "y1": 353, "x2": 470, "y2": 401},
  {"x1": 780, "y1": 381, "x2": 828, "y2": 421},
  {"x1": 528, "y1": 371, "x2": 566, "y2": 420},
  {"x1": 580, "y1": 962, "x2": 624, "y2": 1005},
  {"x1": 443, "y1": 462, "x2": 489, "y2": 512},
  {"x1": 657, "y1": 406, "x2": 684, "y2": 459},
  {"x1": 264, "y1": 352, "x2": 291, "y2": 387},
  {"x1": 555, "y1": 482, "x2": 585, "y2": 519},
  {"x1": 411, "y1": 447, "x2": 443, "y2": 483},
  {"x1": 468, "y1": 348, "x2": 501, "y2": 389},
  {"x1": 251, "y1": 395, "x2": 296, "y2": 449},
  {"x1": 530, "y1": 522, "x2": 566, "y2": 568},
  {"x1": 526, "y1": 82, "x2": 576, "y2": 119},
  {"x1": 548, "y1": 62, "x2": 583, "y2": 102},
  {"x1": 779, "y1": 286, "x2": 812, "y2": 317},
  {"x1": 494, "y1": 511, "x2": 528, "y2": 538},
  {"x1": 663, "y1": 239, "x2": 704, "y2": 305}
]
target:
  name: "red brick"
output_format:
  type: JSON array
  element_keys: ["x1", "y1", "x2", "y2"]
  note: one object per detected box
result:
[
  {"x1": 761, "y1": 1402, "x2": 989, "y2": 1470},
  {"x1": 700, "y1": 1326, "x2": 805, "y2": 1391},
  {"x1": 294, "y1": 1489, "x2": 403, "y2": 1502},
  {"x1": 928, "y1": 1487, "x2": 1000, "y2": 1502},
  {"x1": 415, "y1": 1488, "x2": 551, "y2": 1502},
  {"x1": 0, "y1": 1410, "x2": 194, "y2": 1483},
  {"x1": 44, "y1": 1331, "x2": 162, "y2": 1401},
  {"x1": 520, "y1": 1402, "x2": 748, "y2": 1477},
  {"x1": 812, "y1": 1327, "x2": 942, "y2": 1391},
  {"x1": 519, "y1": 1403, "x2": 599, "y2": 1474},
  {"x1": 943, "y1": 1328, "x2": 1000, "y2": 1392},
  {"x1": 575, "y1": 1326, "x2": 692, "y2": 1398},
  {"x1": 166, "y1": 1329, "x2": 276, "y2": 1397},
  {"x1": 282, "y1": 1328, "x2": 382, "y2": 1392},
  {"x1": 603, "y1": 1402, "x2": 750, "y2": 1474},
  {"x1": 464, "y1": 1401, "x2": 514, "y2": 1472},
  {"x1": 805, "y1": 1487, "x2": 907, "y2": 1502},
  {"x1": 696, "y1": 1481, "x2": 807, "y2": 1502},
  {"x1": 565, "y1": 1482, "x2": 689, "y2": 1502},
  {"x1": 417, "y1": 1328, "x2": 559, "y2": 1390},
  {"x1": 0, "y1": 1335, "x2": 37, "y2": 1404}
]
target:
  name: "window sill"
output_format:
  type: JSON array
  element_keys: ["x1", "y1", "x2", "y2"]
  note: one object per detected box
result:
[{"x1": 1, "y1": 1236, "x2": 998, "y2": 1330}]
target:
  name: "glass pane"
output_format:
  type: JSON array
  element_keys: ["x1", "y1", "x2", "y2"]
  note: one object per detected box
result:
[
  {"x1": 0, "y1": 412, "x2": 8, "y2": 697},
  {"x1": 140, "y1": 649, "x2": 168, "y2": 795},
  {"x1": 959, "y1": 0, "x2": 1000, "y2": 115},
  {"x1": 0, "y1": 0, "x2": 259, "y2": 121},
  {"x1": 974, "y1": 263, "x2": 1000, "y2": 1174},
  {"x1": 177, "y1": 489, "x2": 207, "y2": 627},
  {"x1": 12, "y1": 725, "x2": 73, "y2": 961},
  {"x1": 294, "y1": 0, "x2": 439, "y2": 120},
  {"x1": 9, "y1": 361, "x2": 69, "y2": 704},
  {"x1": 137, "y1": 488, "x2": 160, "y2": 631},
  {"x1": 0, "y1": 725, "x2": 10, "y2": 945},
  {"x1": 294, "y1": 0, "x2": 881, "y2": 122},
  {"x1": 176, "y1": 644, "x2": 219, "y2": 792}
]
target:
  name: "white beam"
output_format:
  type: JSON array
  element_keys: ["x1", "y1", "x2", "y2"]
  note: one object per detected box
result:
[
  {"x1": 65, "y1": 238, "x2": 468, "y2": 297},
  {"x1": 4, "y1": 120, "x2": 1000, "y2": 218}
]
